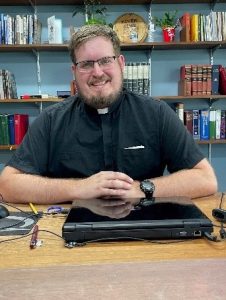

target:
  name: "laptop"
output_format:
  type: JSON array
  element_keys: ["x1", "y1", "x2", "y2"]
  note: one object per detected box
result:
[{"x1": 62, "y1": 197, "x2": 213, "y2": 244}]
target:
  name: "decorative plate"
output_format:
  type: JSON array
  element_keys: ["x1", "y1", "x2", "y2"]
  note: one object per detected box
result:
[{"x1": 113, "y1": 13, "x2": 148, "y2": 43}]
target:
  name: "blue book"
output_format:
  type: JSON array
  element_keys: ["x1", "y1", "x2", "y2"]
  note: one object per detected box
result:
[
  {"x1": 192, "y1": 109, "x2": 200, "y2": 140},
  {"x1": 200, "y1": 110, "x2": 209, "y2": 140},
  {"x1": 211, "y1": 64, "x2": 220, "y2": 95},
  {"x1": 8, "y1": 114, "x2": 15, "y2": 145}
]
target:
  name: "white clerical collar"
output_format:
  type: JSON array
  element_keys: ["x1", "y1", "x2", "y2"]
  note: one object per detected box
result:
[{"x1": 97, "y1": 108, "x2": 109, "y2": 114}]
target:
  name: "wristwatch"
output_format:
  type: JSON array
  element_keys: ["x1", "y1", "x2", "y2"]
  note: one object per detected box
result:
[{"x1": 140, "y1": 179, "x2": 155, "y2": 199}]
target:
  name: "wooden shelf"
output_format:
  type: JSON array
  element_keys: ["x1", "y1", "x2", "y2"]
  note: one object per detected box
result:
[
  {"x1": 0, "y1": 145, "x2": 17, "y2": 150},
  {"x1": 0, "y1": 98, "x2": 63, "y2": 103},
  {"x1": 1, "y1": 42, "x2": 226, "y2": 52},
  {"x1": 198, "y1": 140, "x2": 226, "y2": 144},
  {"x1": 156, "y1": 95, "x2": 226, "y2": 100},
  {"x1": 1, "y1": 139, "x2": 226, "y2": 150},
  {"x1": 2, "y1": 0, "x2": 226, "y2": 5}
]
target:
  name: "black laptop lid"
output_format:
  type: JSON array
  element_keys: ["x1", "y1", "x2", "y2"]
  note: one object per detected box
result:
[{"x1": 63, "y1": 197, "x2": 212, "y2": 230}]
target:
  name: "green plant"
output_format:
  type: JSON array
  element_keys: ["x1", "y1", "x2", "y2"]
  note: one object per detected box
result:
[
  {"x1": 152, "y1": 11, "x2": 178, "y2": 29},
  {"x1": 72, "y1": 0, "x2": 108, "y2": 25}
]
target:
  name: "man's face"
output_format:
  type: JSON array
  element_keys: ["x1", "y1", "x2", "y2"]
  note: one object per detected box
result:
[{"x1": 72, "y1": 36, "x2": 125, "y2": 109}]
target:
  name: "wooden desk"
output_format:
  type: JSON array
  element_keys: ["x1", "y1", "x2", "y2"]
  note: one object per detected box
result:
[{"x1": 0, "y1": 194, "x2": 226, "y2": 299}]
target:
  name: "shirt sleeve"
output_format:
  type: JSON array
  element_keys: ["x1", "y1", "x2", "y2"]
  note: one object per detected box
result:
[
  {"x1": 6, "y1": 111, "x2": 50, "y2": 175},
  {"x1": 159, "y1": 101, "x2": 205, "y2": 173}
]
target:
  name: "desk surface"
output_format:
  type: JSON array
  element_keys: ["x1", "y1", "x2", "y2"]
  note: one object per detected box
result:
[
  {"x1": 0, "y1": 193, "x2": 225, "y2": 269},
  {"x1": 0, "y1": 194, "x2": 226, "y2": 300}
]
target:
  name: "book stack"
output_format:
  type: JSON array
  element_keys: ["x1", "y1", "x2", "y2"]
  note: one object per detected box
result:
[
  {"x1": 0, "y1": 13, "x2": 42, "y2": 45},
  {"x1": 183, "y1": 109, "x2": 226, "y2": 140},
  {"x1": 0, "y1": 70, "x2": 18, "y2": 99},
  {"x1": 0, "y1": 114, "x2": 29, "y2": 145},
  {"x1": 179, "y1": 11, "x2": 226, "y2": 42},
  {"x1": 178, "y1": 64, "x2": 222, "y2": 96},
  {"x1": 123, "y1": 62, "x2": 150, "y2": 95}
]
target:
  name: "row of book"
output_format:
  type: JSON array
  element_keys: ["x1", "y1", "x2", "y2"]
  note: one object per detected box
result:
[
  {"x1": 179, "y1": 64, "x2": 226, "y2": 96},
  {"x1": 123, "y1": 63, "x2": 150, "y2": 95},
  {"x1": 175, "y1": 105, "x2": 226, "y2": 140},
  {"x1": 0, "y1": 114, "x2": 29, "y2": 146},
  {"x1": 0, "y1": 69, "x2": 18, "y2": 100},
  {"x1": 180, "y1": 11, "x2": 226, "y2": 42},
  {"x1": 0, "y1": 13, "x2": 42, "y2": 45}
]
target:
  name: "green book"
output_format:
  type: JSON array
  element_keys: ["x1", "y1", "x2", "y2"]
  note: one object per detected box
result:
[{"x1": 0, "y1": 114, "x2": 10, "y2": 145}]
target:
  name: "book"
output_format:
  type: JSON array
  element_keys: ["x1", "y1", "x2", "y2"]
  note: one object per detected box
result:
[
  {"x1": 200, "y1": 110, "x2": 209, "y2": 140},
  {"x1": 215, "y1": 109, "x2": 221, "y2": 140},
  {"x1": 192, "y1": 109, "x2": 200, "y2": 140},
  {"x1": 190, "y1": 14, "x2": 199, "y2": 42},
  {"x1": 211, "y1": 64, "x2": 220, "y2": 95},
  {"x1": 219, "y1": 66, "x2": 226, "y2": 95},
  {"x1": 209, "y1": 109, "x2": 216, "y2": 140},
  {"x1": 179, "y1": 13, "x2": 190, "y2": 42},
  {"x1": 220, "y1": 110, "x2": 225, "y2": 139},
  {"x1": 14, "y1": 114, "x2": 29, "y2": 145},
  {"x1": 175, "y1": 102, "x2": 184, "y2": 123},
  {"x1": 184, "y1": 110, "x2": 193, "y2": 135},
  {"x1": 7, "y1": 114, "x2": 15, "y2": 145}
]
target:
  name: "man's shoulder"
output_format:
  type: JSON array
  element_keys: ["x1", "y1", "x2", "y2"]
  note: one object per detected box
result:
[
  {"x1": 124, "y1": 90, "x2": 165, "y2": 108},
  {"x1": 43, "y1": 95, "x2": 79, "y2": 115}
]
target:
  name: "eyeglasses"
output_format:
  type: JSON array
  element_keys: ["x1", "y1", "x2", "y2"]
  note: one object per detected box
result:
[{"x1": 75, "y1": 56, "x2": 118, "y2": 73}]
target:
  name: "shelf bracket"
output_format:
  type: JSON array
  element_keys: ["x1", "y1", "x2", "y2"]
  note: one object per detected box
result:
[{"x1": 32, "y1": 49, "x2": 42, "y2": 95}]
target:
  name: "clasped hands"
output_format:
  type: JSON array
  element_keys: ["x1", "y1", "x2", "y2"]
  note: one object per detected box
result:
[{"x1": 74, "y1": 171, "x2": 144, "y2": 219}]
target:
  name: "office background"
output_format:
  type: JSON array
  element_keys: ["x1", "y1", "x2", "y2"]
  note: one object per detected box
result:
[{"x1": 0, "y1": 2, "x2": 225, "y2": 190}]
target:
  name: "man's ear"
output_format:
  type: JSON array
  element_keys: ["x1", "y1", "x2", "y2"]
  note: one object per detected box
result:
[
  {"x1": 118, "y1": 54, "x2": 125, "y2": 70},
  {"x1": 72, "y1": 64, "x2": 76, "y2": 72}
]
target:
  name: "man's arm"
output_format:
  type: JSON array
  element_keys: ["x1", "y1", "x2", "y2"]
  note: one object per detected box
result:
[
  {"x1": 124, "y1": 158, "x2": 218, "y2": 199},
  {"x1": 0, "y1": 166, "x2": 133, "y2": 204}
]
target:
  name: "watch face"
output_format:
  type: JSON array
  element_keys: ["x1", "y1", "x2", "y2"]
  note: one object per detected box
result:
[{"x1": 140, "y1": 180, "x2": 155, "y2": 198}]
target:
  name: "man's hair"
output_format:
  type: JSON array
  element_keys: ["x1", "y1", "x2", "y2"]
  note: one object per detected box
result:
[{"x1": 69, "y1": 25, "x2": 121, "y2": 64}]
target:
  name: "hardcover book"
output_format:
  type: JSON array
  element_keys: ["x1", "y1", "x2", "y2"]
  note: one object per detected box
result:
[{"x1": 14, "y1": 114, "x2": 29, "y2": 145}]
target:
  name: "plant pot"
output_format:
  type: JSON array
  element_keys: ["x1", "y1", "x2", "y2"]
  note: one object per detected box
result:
[{"x1": 162, "y1": 27, "x2": 175, "y2": 42}]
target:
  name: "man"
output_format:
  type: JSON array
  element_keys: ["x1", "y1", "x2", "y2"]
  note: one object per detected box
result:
[{"x1": 0, "y1": 25, "x2": 217, "y2": 218}]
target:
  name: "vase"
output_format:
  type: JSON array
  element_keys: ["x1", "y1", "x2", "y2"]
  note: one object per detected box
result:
[{"x1": 162, "y1": 27, "x2": 175, "y2": 42}]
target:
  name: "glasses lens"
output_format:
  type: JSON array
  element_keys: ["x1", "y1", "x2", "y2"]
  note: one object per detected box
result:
[
  {"x1": 99, "y1": 56, "x2": 115, "y2": 66},
  {"x1": 78, "y1": 61, "x2": 93, "y2": 71}
]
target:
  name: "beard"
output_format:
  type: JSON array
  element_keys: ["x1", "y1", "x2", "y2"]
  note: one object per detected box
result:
[{"x1": 77, "y1": 74, "x2": 123, "y2": 109}]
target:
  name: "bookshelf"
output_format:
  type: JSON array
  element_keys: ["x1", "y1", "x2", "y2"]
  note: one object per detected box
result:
[{"x1": 0, "y1": 0, "x2": 226, "y2": 190}]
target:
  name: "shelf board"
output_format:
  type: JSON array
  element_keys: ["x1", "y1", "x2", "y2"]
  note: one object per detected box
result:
[
  {"x1": 0, "y1": 145, "x2": 17, "y2": 150},
  {"x1": 0, "y1": 98, "x2": 63, "y2": 103},
  {"x1": 198, "y1": 140, "x2": 226, "y2": 144},
  {"x1": 2, "y1": 0, "x2": 226, "y2": 5},
  {"x1": 1, "y1": 41, "x2": 226, "y2": 52},
  {"x1": 1, "y1": 139, "x2": 226, "y2": 150},
  {"x1": 156, "y1": 95, "x2": 226, "y2": 100}
]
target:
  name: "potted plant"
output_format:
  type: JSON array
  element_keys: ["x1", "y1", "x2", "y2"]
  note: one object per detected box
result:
[
  {"x1": 152, "y1": 11, "x2": 178, "y2": 42},
  {"x1": 72, "y1": 0, "x2": 108, "y2": 25}
]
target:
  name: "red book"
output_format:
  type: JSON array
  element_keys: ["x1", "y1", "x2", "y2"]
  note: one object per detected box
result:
[
  {"x1": 14, "y1": 114, "x2": 29, "y2": 145},
  {"x1": 179, "y1": 13, "x2": 191, "y2": 42}
]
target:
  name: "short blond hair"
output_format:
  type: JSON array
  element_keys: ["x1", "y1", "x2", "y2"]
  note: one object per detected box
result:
[{"x1": 69, "y1": 25, "x2": 121, "y2": 64}]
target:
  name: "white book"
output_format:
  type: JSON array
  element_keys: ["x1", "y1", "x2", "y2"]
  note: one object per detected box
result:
[
  {"x1": 215, "y1": 109, "x2": 221, "y2": 140},
  {"x1": 47, "y1": 16, "x2": 62, "y2": 44}
]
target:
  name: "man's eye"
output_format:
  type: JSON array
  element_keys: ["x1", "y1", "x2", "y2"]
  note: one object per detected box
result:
[
  {"x1": 81, "y1": 62, "x2": 93, "y2": 69},
  {"x1": 100, "y1": 57, "x2": 110, "y2": 65}
]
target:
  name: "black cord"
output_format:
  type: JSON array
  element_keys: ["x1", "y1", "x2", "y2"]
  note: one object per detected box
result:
[{"x1": 0, "y1": 228, "x2": 64, "y2": 245}]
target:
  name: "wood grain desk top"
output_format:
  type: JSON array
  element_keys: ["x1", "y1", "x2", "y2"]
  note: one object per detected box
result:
[{"x1": 0, "y1": 193, "x2": 225, "y2": 270}]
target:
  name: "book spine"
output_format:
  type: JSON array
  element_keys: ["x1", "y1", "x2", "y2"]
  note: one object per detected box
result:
[
  {"x1": 209, "y1": 109, "x2": 216, "y2": 140},
  {"x1": 215, "y1": 109, "x2": 221, "y2": 140},
  {"x1": 200, "y1": 110, "x2": 209, "y2": 140},
  {"x1": 220, "y1": 110, "x2": 225, "y2": 139},
  {"x1": 184, "y1": 110, "x2": 193, "y2": 135},
  {"x1": 7, "y1": 114, "x2": 15, "y2": 145},
  {"x1": 14, "y1": 114, "x2": 29, "y2": 145},
  {"x1": 192, "y1": 109, "x2": 200, "y2": 140},
  {"x1": 211, "y1": 64, "x2": 220, "y2": 95}
]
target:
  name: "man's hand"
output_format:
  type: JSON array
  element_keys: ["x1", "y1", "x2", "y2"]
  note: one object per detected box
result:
[
  {"x1": 78, "y1": 171, "x2": 134, "y2": 199},
  {"x1": 74, "y1": 198, "x2": 133, "y2": 219}
]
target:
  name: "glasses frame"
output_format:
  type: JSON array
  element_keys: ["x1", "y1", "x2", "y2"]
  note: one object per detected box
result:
[{"x1": 75, "y1": 56, "x2": 118, "y2": 73}]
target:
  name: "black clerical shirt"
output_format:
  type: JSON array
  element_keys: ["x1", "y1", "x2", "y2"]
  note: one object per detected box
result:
[{"x1": 7, "y1": 90, "x2": 204, "y2": 180}]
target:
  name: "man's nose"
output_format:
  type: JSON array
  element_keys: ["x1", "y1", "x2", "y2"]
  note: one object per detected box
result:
[{"x1": 92, "y1": 61, "x2": 104, "y2": 75}]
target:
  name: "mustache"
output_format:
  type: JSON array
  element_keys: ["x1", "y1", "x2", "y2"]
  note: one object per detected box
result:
[{"x1": 88, "y1": 75, "x2": 110, "y2": 85}]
